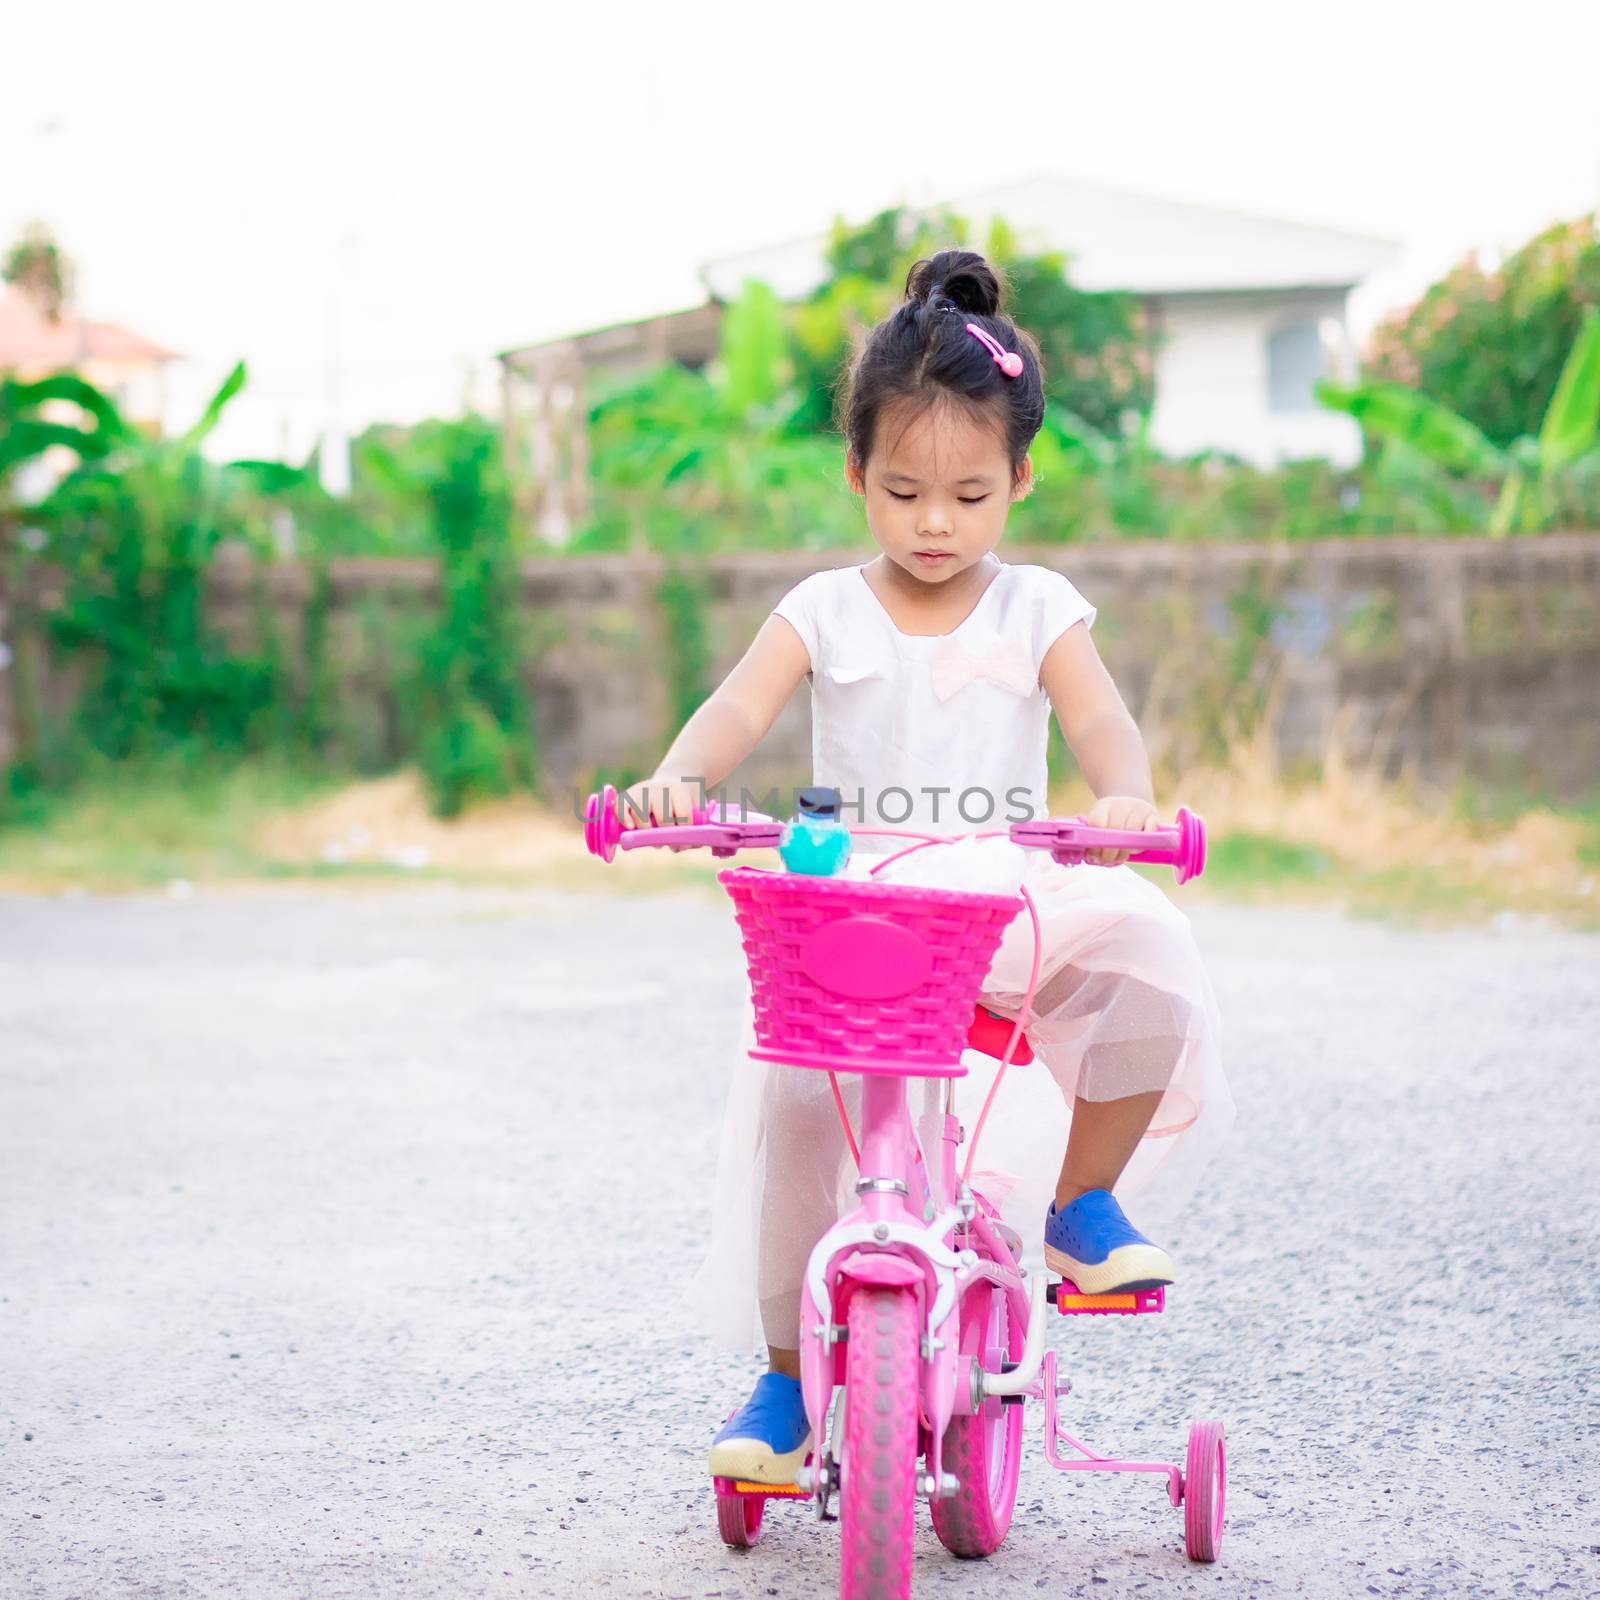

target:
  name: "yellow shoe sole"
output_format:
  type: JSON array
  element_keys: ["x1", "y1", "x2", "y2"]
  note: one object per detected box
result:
[
  {"x1": 708, "y1": 1432, "x2": 813, "y2": 1485},
  {"x1": 1044, "y1": 1241, "x2": 1174, "y2": 1294}
]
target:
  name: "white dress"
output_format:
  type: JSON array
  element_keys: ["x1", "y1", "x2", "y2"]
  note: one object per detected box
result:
[{"x1": 688, "y1": 553, "x2": 1235, "y2": 1354}]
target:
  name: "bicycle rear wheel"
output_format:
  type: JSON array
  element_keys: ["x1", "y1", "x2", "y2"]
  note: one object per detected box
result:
[{"x1": 931, "y1": 1273, "x2": 1024, "y2": 1557}]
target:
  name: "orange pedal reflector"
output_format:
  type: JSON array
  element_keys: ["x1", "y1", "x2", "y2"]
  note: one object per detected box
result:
[
  {"x1": 1051, "y1": 1279, "x2": 1165, "y2": 1315},
  {"x1": 732, "y1": 1481, "x2": 807, "y2": 1497}
]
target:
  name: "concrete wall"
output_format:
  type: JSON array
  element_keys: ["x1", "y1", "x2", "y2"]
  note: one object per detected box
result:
[
  {"x1": 514, "y1": 537, "x2": 1600, "y2": 810},
  {"x1": 3, "y1": 536, "x2": 1597, "y2": 807}
]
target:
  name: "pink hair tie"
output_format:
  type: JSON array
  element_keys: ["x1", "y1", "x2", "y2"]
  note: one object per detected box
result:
[{"x1": 965, "y1": 322, "x2": 1024, "y2": 378}]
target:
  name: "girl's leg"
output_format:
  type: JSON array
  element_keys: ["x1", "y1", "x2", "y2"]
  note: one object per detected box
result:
[
  {"x1": 1056, "y1": 1089, "x2": 1167, "y2": 1208},
  {"x1": 1024, "y1": 967, "x2": 1190, "y2": 1289},
  {"x1": 981, "y1": 886, "x2": 1228, "y2": 1292},
  {"x1": 757, "y1": 1064, "x2": 856, "y2": 1378},
  {"x1": 768, "y1": 1348, "x2": 801, "y2": 1380},
  {"x1": 709, "y1": 1066, "x2": 853, "y2": 1483},
  {"x1": 996, "y1": 962, "x2": 1193, "y2": 1198}
]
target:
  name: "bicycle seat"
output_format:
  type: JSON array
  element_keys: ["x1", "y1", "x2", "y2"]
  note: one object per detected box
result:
[{"x1": 966, "y1": 1004, "x2": 1034, "y2": 1064}]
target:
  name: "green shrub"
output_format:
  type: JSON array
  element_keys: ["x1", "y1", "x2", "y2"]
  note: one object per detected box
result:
[
  {"x1": 419, "y1": 702, "x2": 525, "y2": 818},
  {"x1": 1366, "y1": 214, "x2": 1600, "y2": 449},
  {"x1": 2, "y1": 366, "x2": 541, "y2": 819},
  {"x1": 398, "y1": 415, "x2": 536, "y2": 815}
]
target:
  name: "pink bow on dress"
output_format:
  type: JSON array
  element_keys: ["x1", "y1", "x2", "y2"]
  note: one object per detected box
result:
[{"x1": 928, "y1": 635, "x2": 1038, "y2": 702}]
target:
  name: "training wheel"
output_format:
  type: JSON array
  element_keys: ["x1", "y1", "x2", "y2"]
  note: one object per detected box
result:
[
  {"x1": 1183, "y1": 1418, "x2": 1225, "y2": 1562},
  {"x1": 713, "y1": 1478, "x2": 765, "y2": 1547}
]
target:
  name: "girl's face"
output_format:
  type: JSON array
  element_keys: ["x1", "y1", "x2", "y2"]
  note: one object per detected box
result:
[{"x1": 845, "y1": 397, "x2": 1032, "y2": 588}]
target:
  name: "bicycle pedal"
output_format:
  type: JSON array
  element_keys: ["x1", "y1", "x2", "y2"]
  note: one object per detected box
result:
[
  {"x1": 1048, "y1": 1279, "x2": 1166, "y2": 1316},
  {"x1": 728, "y1": 1480, "x2": 809, "y2": 1499}
]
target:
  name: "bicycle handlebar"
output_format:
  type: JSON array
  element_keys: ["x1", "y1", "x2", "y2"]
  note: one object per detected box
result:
[
  {"x1": 582, "y1": 786, "x2": 1207, "y2": 883},
  {"x1": 1010, "y1": 810, "x2": 1206, "y2": 883}
]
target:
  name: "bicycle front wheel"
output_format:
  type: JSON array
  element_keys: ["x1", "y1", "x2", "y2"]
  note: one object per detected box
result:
[{"x1": 839, "y1": 1285, "x2": 920, "y2": 1600}]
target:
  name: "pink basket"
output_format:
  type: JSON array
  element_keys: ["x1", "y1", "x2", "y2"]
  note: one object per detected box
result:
[{"x1": 718, "y1": 866, "x2": 1024, "y2": 1078}]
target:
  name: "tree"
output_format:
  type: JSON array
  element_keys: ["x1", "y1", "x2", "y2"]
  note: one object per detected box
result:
[
  {"x1": 355, "y1": 414, "x2": 536, "y2": 813},
  {"x1": 988, "y1": 217, "x2": 1153, "y2": 437},
  {"x1": 13, "y1": 363, "x2": 299, "y2": 770},
  {"x1": 1365, "y1": 214, "x2": 1600, "y2": 449},
  {"x1": 789, "y1": 207, "x2": 1152, "y2": 440},
  {"x1": 2, "y1": 222, "x2": 76, "y2": 323},
  {"x1": 1319, "y1": 307, "x2": 1600, "y2": 535},
  {"x1": 581, "y1": 279, "x2": 845, "y2": 555}
]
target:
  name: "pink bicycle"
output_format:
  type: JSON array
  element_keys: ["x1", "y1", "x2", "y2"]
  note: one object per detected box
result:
[{"x1": 584, "y1": 788, "x2": 1225, "y2": 1595}]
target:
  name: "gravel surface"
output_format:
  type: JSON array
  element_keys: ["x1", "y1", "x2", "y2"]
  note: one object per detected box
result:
[{"x1": 3, "y1": 886, "x2": 1598, "y2": 1598}]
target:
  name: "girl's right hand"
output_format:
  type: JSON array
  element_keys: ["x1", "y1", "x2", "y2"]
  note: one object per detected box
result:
[{"x1": 620, "y1": 778, "x2": 704, "y2": 831}]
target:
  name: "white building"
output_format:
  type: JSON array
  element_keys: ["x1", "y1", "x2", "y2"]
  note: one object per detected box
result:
[
  {"x1": 499, "y1": 177, "x2": 1396, "y2": 541},
  {"x1": 702, "y1": 177, "x2": 1397, "y2": 469}
]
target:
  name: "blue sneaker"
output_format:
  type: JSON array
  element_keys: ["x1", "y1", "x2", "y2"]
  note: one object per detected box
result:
[
  {"x1": 708, "y1": 1372, "x2": 812, "y2": 1485},
  {"x1": 1044, "y1": 1190, "x2": 1175, "y2": 1293}
]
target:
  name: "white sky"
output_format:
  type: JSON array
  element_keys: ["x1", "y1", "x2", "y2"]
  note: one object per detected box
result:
[{"x1": 6, "y1": 0, "x2": 1599, "y2": 462}]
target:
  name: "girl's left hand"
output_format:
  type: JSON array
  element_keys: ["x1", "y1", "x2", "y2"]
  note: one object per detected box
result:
[{"x1": 1084, "y1": 795, "x2": 1160, "y2": 866}]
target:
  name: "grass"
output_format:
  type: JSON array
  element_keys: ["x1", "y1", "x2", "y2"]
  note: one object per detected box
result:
[
  {"x1": 0, "y1": 762, "x2": 734, "y2": 902},
  {"x1": 1200, "y1": 830, "x2": 1335, "y2": 889},
  {"x1": 1052, "y1": 723, "x2": 1600, "y2": 928},
  {"x1": 0, "y1": 755, "x2": 1596, "y2": 930},
  {"x1": 0, "y1": 759, "x2": 346, "y2": 889},
  {"x1": 1453, "y1": 782, "x2": 1600, "y2": 871}
]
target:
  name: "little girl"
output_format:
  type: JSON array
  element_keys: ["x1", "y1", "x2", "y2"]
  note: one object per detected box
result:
[{"x1": 627, "y1": 250, "x2": 1233, "y2": 1487}]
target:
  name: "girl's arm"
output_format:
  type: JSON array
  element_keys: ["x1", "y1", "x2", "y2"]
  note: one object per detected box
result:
[
  {"x1": 626, "y1": 615, "x2": 812, "y2": 825},
  {"x1": 1039, "y1": 622, "x2": 1159, "y2": 865}
]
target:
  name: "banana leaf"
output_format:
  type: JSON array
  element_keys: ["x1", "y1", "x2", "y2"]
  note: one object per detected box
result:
[
  {"x1": 714, "y1": 280, "x2": 790, "y2": 423},
  {"x1": 226, "y1": 458, "x2": 314, "y2": 495},
  {"x1": 175, "y1": 360, "x2": 247, "y2": 454},
  {"x1": 1316, "y1": 380, "x2": 1505, "y2": 476},
  {"x1": 1538, "y1": 308, "x2": 1600, "y2": 471},
  {"x1": 1488, "y1": 472, "x2": 1526, "y2": 538},
  {"x1": 0, "y1": 418, "x2": 118, "y2": 475},
  {"x1": 1036, "y1": 406, "x2": 1115, "y2": 471},
  {"x1": 2, "y1": 372, "x2": 127, "y2": 441}
]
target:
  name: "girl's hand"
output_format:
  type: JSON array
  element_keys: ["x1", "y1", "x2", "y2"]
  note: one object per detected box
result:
[
  {"x1": 621, "y1": 777, "x2": 704, "y2": 847},
  {"x1": 1084, "y1": 795, "x2": 1159, "y2": 866}
]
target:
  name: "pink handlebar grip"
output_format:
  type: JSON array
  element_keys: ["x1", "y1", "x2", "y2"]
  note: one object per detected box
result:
[
  {"x1": 582, "y1": 785, "x2": 783, "y2": 861},
  {"x1": 1010, "y1": 807, "x2": 1206, "y2": 884},
  {"x1": 583, "y1": 784, "x2": 631, "y2": 862},
  {"x1": 621, "y1": 821, "x2": 785, "y2": 857}
]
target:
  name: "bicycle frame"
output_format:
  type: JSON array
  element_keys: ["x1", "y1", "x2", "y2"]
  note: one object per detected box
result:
[{"x1": 795, "y1": 1070, "x2": 1039, "y2": 1505}]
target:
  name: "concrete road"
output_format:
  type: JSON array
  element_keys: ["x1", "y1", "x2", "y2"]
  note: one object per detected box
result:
[{"x1": 3, "y1": 886, "x2": 1597, "y2": 1599}]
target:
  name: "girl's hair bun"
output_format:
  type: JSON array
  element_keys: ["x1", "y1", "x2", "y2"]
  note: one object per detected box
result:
[
  {"x1": 841, "y1": 244, "x2": 1042, "y2": 475},
  {"x1": 904, "y1": 250, "x2": 1003, "y2": 318}
]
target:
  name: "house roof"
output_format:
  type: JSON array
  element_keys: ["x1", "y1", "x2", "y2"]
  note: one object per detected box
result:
[
  {"x1": 0, "y1": 286, "x2": 177, "y2": 372},
  {"x1": 700, "y1": 175, "x2": 1399, "y2": 301},
  {"x1": 498, "y1": 301, "x2": 720, "y2": 368}
]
